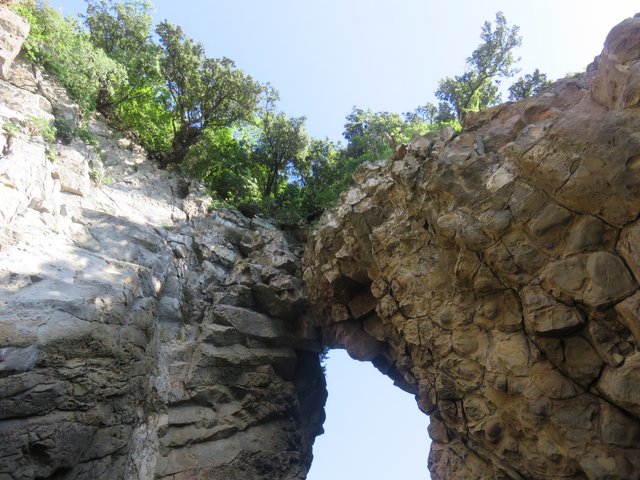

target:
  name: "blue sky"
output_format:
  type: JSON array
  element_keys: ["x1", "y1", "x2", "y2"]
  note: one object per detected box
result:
[
  {"x1": 308, "y1": 349, "x2": 429, "y2": 479},
  {"x1": 54, "y1": 1, "x2": 638, "y2": 142},
  {"x1": 46, "y1": 1, "x2": 640, "y2": 478}
]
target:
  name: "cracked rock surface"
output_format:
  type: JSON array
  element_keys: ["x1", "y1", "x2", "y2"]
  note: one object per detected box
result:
[
  {"x1": 304, "y1": 14, "x2": 640, "y2": 480},
  {"x1": 4, "y1": 6, "x2": 640, "y2": 480},
  {"x1": 0, "y1": 43, "x2": 325, "y2": 479}
]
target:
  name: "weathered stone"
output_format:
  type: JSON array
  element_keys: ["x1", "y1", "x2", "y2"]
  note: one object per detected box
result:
[
  {"x1": 583, "y1": 252, "x2": 637, "y2": 308},
  {"x1": 4, "y1": 10, "x2": 640, "y2": 480},
  {"x1": 561, "y1": 335, "x2": 604, "y2": 386},
  {"x1": 541, "y1": 256, "x2": 587, "y2": 301},
  {"x1": 596, "y1": 353, "x2": 640, "y2": 417},
  {"x1": 618, "y1": 219, "x2": 640, "y2": 283},
  {"x1": 304, "y1": 14, "x2": 640, "y2": 480},
  {"x1": 522, "y1": 286, "x2": 585, "y2": 336},
  {"x1": 52, "y1": 145, "x2": 91, "y2": 197},
  {"x1": 0, "y1": 6, "x2": 29, "y2": 79},
  {"x1": 591, "y1": 14, "x2": 640, "y2": 109},
  {"x1": 564, "y1": 215, "x2": 616, "y2": 255},
  {"x1": 0, "y1": 344, "x2": 38, "y2": 374},
  {"x1": 0, "y1": 60, "x2": 325, "y2": 480},
  {"x1": 527, "y1": 202, "x2": 574, "y2": 251},
  {"x1": 614, "y1": 291, "x2": 640, "y2": 343}
]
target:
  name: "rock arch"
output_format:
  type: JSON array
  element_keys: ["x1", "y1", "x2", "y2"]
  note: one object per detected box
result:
[{"x1": 303, "y1": 15, "x2": 640, "y2": 478}]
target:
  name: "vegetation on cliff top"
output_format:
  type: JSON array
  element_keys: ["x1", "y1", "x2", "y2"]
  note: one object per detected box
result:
[{"x1": 12, "y1": 1, "x2": 550, "y2": 223}]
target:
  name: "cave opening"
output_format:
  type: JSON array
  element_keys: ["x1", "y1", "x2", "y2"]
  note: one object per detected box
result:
[{"x1": 307, "y1": 348, "x2": 431, "y2": 479}]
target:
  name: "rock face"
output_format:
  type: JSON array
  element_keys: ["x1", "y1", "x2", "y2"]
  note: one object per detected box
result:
[
  {"x1": 0, "y1": 6, "x2": 28, "y2": 79},
  {"x1": 4, "y1": 7, "x2": 640, "y2": 480},
  {"x1": 304, "y1": 15, "x2": 640, "y2": 480},
  {"x1": 0, "y1": 55, "x2": 325, "y2": 479}
]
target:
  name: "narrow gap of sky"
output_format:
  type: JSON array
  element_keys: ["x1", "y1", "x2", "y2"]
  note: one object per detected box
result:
[
  {"x1": 55, "y1": 0, "x2": 638, "y2": 142},
  {"x1": 307, "y1": 349, "x2": 430, "y2": 480}
]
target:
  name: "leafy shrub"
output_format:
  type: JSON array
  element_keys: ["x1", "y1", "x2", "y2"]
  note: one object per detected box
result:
[
  {"x1": 74, "y1": 124, "x2": 100, "y2": 148},
  {"x1": 24, "y1": 115, "x2": 56, "y2": 142},
  {"x1": 89, "y1": 169, "x2": 113, "y2": 185},
  {"x1": 184, "y1": 126, "x2": 262, "y2": 205},
  {"x1": 2, "y1": 122, "x2": 21, "y2": 136},
  {"x1": 13, "y1": 1, "x2": 127, "y2": 114},
  {"x1": 53, "y1": 117, "x2": 74, "y2": 143}
]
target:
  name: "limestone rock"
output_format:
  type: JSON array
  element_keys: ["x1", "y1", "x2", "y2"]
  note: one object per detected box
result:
[
  {"x1": 591, "y1": 14, "x2": 640, "y2": 109},
  {"x1": 0, "y1": 61, "x2": 326, "y2": 480},
  {"x1": 0, "y1": 6, "x2": 28, "y2": 79}
]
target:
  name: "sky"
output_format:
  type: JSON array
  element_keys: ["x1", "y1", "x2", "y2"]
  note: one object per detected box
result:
[
  {"x1": 308, "y1": 349, "x2": 429, "y2": 479},
  {"x1": 45, "y1": 1, "x2": 640, "y2": 478},
  {"x1": 52, "y1": 0, "x2": 638, "y2": 142}
]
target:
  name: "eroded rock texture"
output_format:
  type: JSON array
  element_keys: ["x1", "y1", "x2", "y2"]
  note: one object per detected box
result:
[
  {"x1": 0, "y1": 6, "x2": 27, "y2": 79},
  {"x1": 304, "y1": 15, "x2": 640, "y2": 480},
  {"x1": 0, "y1": 56, "x2": 325, "y2": 479}
]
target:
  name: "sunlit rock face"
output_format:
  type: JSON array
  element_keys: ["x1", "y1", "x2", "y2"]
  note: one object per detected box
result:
[
  {"x1": 0, "y1": 6, "x2": 28, "y2": 79},
  {"x1": 304, "y1": 15, "x2": 640, "y2": 480},
  {"x1": 0, "y1": 50, "x2": 325, "y2": 479}
]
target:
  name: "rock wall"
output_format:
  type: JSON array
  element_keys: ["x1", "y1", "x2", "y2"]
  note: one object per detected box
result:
[
  {"x1": 304, "y1": 14, "x2": 640, "y2": 480},
  {"x1": 0, "y1": 6, "x2": 27, "y2": 79},
  {"x1": 4, "y1": 5, "x2": 640, "y2": 480},
  {"x1": 0, "y1": 52, "x2": 325, "y2": 479}
]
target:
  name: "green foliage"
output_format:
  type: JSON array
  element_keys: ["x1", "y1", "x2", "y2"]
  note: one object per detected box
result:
[
  {"x1": 2, "y1": 121, "x2": 21, "y2": 136},
  {"x1": 11, "y1": 2, "x2": 543, "y2": 227},
  {"x1": 343, "y1": 108, "x2": 403, "y2": 159},
  {"x1": 111, "y1": 86, "x2": 173, "y2": 152},
  {"x1": 89, "y1": 169, "x2": 113, "y2": 185},
  {"x1": 81, "y1": 0, "x2": 172, "y2": 151},
  {"x1": 74, "y1": 124, "x2": 100, "y2": 147},
  {"x1": 184, "y1": 126, "x2": 261, "y2": 204},
  {"x1": 296, "y1": 138, "x2": 351, "y2": 219},
  {"x1": 13, "y1": 1, "x2": 127, "y2": 114},
  {"x1": 253, "y1": 109, "x2": 309, "y2": 199},
  {"x1": 436, "y1": 12, "x2": 522, "y2": 119},
  {"x1": 24, "y1": 115, "x2": 56, "y2": 142},
  {"x1": 53, "y1": 117, "x2": 102, "y2": 148},
  {"x1": 53, "y1": 117, "x2": 74, "y2": 143},
  {"x1": 156, "y1": 21, "x2": 264, "y2": 164},
  {"x1": 83, "y1": 0, "x2": 156, "y2": 68},
  {"x1": 45, "y1": 145, "x2": 57, "y2": 162},
  {"x1": 508, "y1": 68, "x2": 552, "y2": 101}
]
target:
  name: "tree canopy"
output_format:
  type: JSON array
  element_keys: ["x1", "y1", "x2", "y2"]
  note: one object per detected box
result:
[
  {"x1": 436, "y1": 12, "x2": 522, "y2": 120},
  {"x1": 12, "y1": 2, "x2": 553, "y2": 224},
  {"x1": 508, "y1": 68, "x2": 552, "y2": 101},
  {"x1": 156, "y1": 21, "x2": 263, "y2": 164}
]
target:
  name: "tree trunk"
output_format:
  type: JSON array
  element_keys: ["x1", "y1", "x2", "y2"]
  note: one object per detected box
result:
[{"x1": 158, "y1": 124, "x2": 202, "y2": 167}]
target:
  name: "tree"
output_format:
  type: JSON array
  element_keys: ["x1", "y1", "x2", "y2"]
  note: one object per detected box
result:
[
  {"x1": 297, "y1": 138, "x2": 349, "y2": 219},
  {"x1": 156, "y1": 21, "x2": 264, "y2": 164},
  {"x1": 403, "y1": 103, "x2": 438, "y2": 124},
  {"x1": 13, "y1": 1, "x2": 126, "y2": 114},
  {"x1": 508, "y1": 68, "x2": 551, "y2": 101},
  {"x1": 82, "y1": 1, "x2": 161, "y2": 106},
  {"x1": 83, "y1": 0, "x2": 154, "y2": 61},
  {"x1": 343, "y1": 108, "x2": 404, "y2": 159},
  {"x1": 254, "y1": 110, "x2": 309, "y2": 199},
  {"x1": 435, "y1": 12, "x2": 522, "y2": 119},
  {"x1": 82, "y1": 0, "x2": 172, "y2": 151},
  {"x1": 184, "y1": 126, "x2": 260, "y2": 203}
]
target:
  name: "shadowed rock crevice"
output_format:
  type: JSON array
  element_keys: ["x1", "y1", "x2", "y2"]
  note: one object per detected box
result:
[{"x1": 304, "y1": 14, "x2": 640, "y2": 480}]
